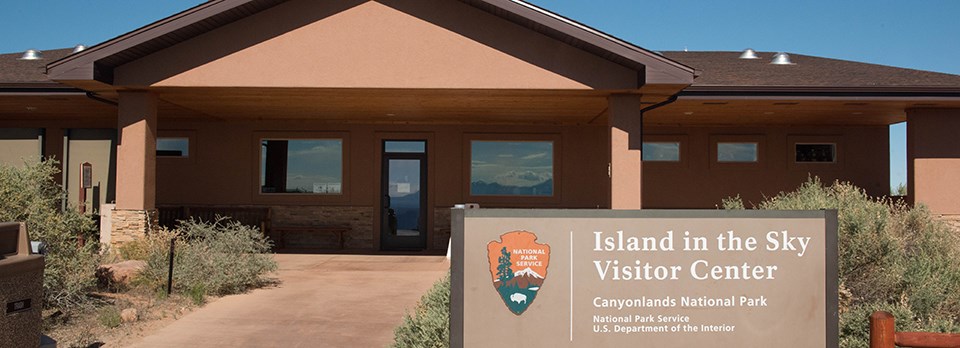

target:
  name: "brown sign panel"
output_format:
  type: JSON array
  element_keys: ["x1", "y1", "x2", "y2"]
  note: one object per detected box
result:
[
  {"x1": 81, "y1": 162, "x2": 93, "y2": 189},
  {"x1": 451, "y1": 209, "x2": 838, "y2": 348}
]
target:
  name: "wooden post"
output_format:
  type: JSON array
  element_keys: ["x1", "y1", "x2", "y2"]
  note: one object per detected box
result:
[{"x1": 870, "y1": 311, "x2": 895, "y2": 348}]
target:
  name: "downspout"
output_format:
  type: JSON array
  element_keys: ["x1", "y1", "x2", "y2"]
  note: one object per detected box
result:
[{"x1": 638, "y1": 94, "x2": 679, "y2": 145}]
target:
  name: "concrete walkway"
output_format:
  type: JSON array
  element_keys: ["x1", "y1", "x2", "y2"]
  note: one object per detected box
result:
[{"x1": 128, "y1": 254, "x2": 449, "y2": 348}]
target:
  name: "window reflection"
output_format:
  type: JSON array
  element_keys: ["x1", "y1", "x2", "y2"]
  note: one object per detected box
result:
[
  {"x1": 642, "y1": 142, "x2": 680, "y2": 162},
  {"x1": 260, "y1": 139, "x2": 342, "y2": 194},
  {"x1": 717, "y1": 143, "x2": 758, "y2": 162},
  {"x1": 470, "y1": 141, "x2": 553, "y2": 196}
]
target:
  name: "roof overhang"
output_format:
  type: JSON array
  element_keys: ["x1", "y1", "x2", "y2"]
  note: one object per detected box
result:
[
  {"x1": 679, "y1": 85, "x2": 960, "y2": 99},
  {"x1": 46, "y1": 0, "x2": 694, "y2": 90},
  {"x1": 647, "y1": 86, "x2": 960, "y2": 126}
]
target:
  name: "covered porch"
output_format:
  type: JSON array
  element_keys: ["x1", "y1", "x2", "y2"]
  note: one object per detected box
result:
[{"x1": 43, "y1": 0, "x2": 694, "y2": 252}]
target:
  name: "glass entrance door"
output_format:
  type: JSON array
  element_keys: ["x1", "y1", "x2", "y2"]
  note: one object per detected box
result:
[{"x1": 380, "y1": 141, "x2": 427, "y2": 250}]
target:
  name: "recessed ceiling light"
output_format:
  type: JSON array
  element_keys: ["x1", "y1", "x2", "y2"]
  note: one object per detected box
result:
[
  {"x1": 25, "y1": 106, "x2": 37, "y2": 111},
  {"x1": 683, "y1": 111, "x2": 694, "y2": 115},
  {"x1": 386, "y1": 113, "x2": 396, "y2": 117}
]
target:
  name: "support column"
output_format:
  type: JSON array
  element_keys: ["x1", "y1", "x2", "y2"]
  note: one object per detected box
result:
[
  {"x1": 608, "y1": 94, "x2": 643, "y2": 209},
  {"x1": 110, "y1": 91, "x2": 158, "y2": 248},
  {"x1": 907, "y1": 108, "x2": 960, "y2": 219},
  {"x1": 42, "y1": 127, "x2": 64, "y2": 185}
]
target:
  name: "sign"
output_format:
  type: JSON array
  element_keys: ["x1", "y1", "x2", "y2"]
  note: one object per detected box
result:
[
  {"x1": 451, "y1": 209, "x2": 838, "y2": 347},
  {"x1": 6, "y1": 299, "x2": 31, "y2": 315},
  {"x1": 81, "y1": 162, "x2": 93, "y2": 189}
]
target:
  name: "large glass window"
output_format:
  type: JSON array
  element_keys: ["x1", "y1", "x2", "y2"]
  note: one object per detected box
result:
[
  {"x1": 260, "y1": 139, "x2": 342, "y2": 194},
  {"x1": 717, "y1": 142, "x2": 758, "y2": 162},
  {"x1": 642, "y1": 142, "x2": 681, "y2": 162},
  {"x1": 470, "y1": 141, "x2": 553, "y2": 196}
]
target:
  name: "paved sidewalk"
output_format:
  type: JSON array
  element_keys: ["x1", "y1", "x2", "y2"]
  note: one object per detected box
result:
[{"x1": 128, "y1": 254, "x2": 449, "y2": 348}]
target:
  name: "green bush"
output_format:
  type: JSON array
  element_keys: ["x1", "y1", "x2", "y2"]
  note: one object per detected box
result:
[
  {"x1": 724, "y1": 177, "x2": 960, "y2": 347},
  {"x1": 0, "y1": 160, "x2": 99, "y2": 311},
  {"x1": 393, "y1": 273, "x2": 450, "y2": 348},
  {"x1": 136, "y1": 217, "x2": 277, "y2": 299},
  {"x1": 96, "y1": 306, "x2": 122, "y2": 328}
]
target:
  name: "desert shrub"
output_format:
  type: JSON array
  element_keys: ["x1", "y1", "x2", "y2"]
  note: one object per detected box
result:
[
  {"x1": 96, "y1": 306, "x2": 121, "y2": 328},
  {"x1": 0, "y1": 160, "x2": 99, "y2": 311},
  {"x1": 116, "y1": 237, "x2": 153, "y2": 261},
  {"x1": 724, "y1": 177, "x2": 960, "y2": 347},
  {"x1": 393, "y1": 273, "x2": 450, "y2": 348},
  {"x1": 136, "y1": 217, "x2": 277, "y2": 299}
]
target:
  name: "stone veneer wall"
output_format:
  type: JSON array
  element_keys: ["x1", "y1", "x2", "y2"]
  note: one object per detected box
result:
[
  {"x1": 433, "y1": 208, "x2": 452, "y2": 251},
  {"x1": 271, "y1": 206, "x2": 374, "y2": 249},
  {"x1": 109, "y1": 209, "x2": 158, "y2": 250}
]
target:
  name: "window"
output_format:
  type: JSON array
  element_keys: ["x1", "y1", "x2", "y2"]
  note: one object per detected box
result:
[
  {"x1": 470, "y1": 140, "x2": 553, "y2": 196},
  {"x1": 642, "y1": 142, "x2": 681, "y2": 162},
  {"x1": 157, "y1": 138, "x2": 189, "y2": 157},
  {"x1": 795, "y1": 143, "x2": 836, "y2": 163},
  {"x1": 717, "y1": 143, "x2": 758, "y2": 162},
  {"x1": 260, "y1": 139, "x2": 342, "y2": 194},
  {"x1": 385, "y1": 140, "x2": 425, "y2": 153}
]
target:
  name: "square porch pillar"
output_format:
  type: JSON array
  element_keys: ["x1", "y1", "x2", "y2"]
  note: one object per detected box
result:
[
  {"x1": 907, "y1": 108, "x2": 960, "y2": 219},
  {"x1": 608, "y1": 94, "x2": 643, "y2": 209},
  {"x1": 110, "y1": 91, "x2": 159, "y2": 248}
]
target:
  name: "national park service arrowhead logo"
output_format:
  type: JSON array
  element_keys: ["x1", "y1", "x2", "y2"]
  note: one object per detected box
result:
[{"x1": 487, "y1": 231, "x2": 550, "y2": 315}]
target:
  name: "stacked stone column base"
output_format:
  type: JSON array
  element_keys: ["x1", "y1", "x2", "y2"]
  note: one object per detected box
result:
[{"x1": 108, "y1": 208, "x2": 159, "y2": 250}]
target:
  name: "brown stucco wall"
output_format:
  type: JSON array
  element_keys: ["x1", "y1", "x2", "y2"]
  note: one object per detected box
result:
[
  {"x1": 907, "y1": 108, "x2": 960, "y2": 215},
  {"x1": 114, "y1": 0, "x2": 637, "y2": 90},
  {"x1": 642, "y1": 125, "x2": 890, "y2": 208},
  {"x1": 154, "y1": 120, "x2": 610, "y2": 251}
]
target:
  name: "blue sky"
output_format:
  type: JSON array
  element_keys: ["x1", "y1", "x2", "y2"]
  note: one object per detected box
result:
[{"x1": 3, "y1": 0, "x2": 958, "y2": 192}]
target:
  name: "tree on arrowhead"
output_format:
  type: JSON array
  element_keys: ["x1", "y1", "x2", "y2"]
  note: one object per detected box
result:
[{"x1": 497, "y1": 247, "x2": 514, "y2": 282}]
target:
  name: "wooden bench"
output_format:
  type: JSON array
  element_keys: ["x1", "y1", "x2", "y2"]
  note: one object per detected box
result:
[
  {"x1": 870, "y1": 311, "x2": 960, "y2": 348},
  {"x1": 157, "y1": 205, "x2": 272, "y2": 235},
  {"x1": 271, "y1": 225, "x2": 350, "y2": 250}
]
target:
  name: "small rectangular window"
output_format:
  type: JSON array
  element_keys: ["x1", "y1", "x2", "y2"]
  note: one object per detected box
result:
[
  {"x1": 157, "y1": 138, "x2": 189, "y2": 157},
  {"x1": 717, "y1": 142, "x2": 758, "y2": 162},
  {"x1": 260, "y1": 139, "x2": 342, "y2": 194},
  {"x1": 642, "y1": 142, "x2": 680, "y2": 162},
  {"x1": 795, "y1": 143, "x2": 836, "y2": 163},
  {"x1": 470, "y1": 140, "x2": 553, "y2": 196},
  {"x1": 384, "y1": 140, "x2": 425, "y2": 153}
]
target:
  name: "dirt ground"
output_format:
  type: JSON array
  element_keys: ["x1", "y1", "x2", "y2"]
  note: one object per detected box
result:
[{"x1": 44, "y1": 289, "x2": 210, "y2": 348}]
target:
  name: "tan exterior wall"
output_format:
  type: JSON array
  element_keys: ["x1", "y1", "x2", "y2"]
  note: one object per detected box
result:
[
  {"x1": 65, "y1": 129, "x2": 116, "y2": 214},
  {"x1": 115, "y1": 0, "x2": 636, "y2": 90},
  {"x1": 0, "y1": 128, "x2": 41, "y2": 167},
  {"x1": 642, "y1": 125, "x2": 890, "y2": 208},
  {"x1": 908, "y1": 108, "x2": 960, "y2": 215}
]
